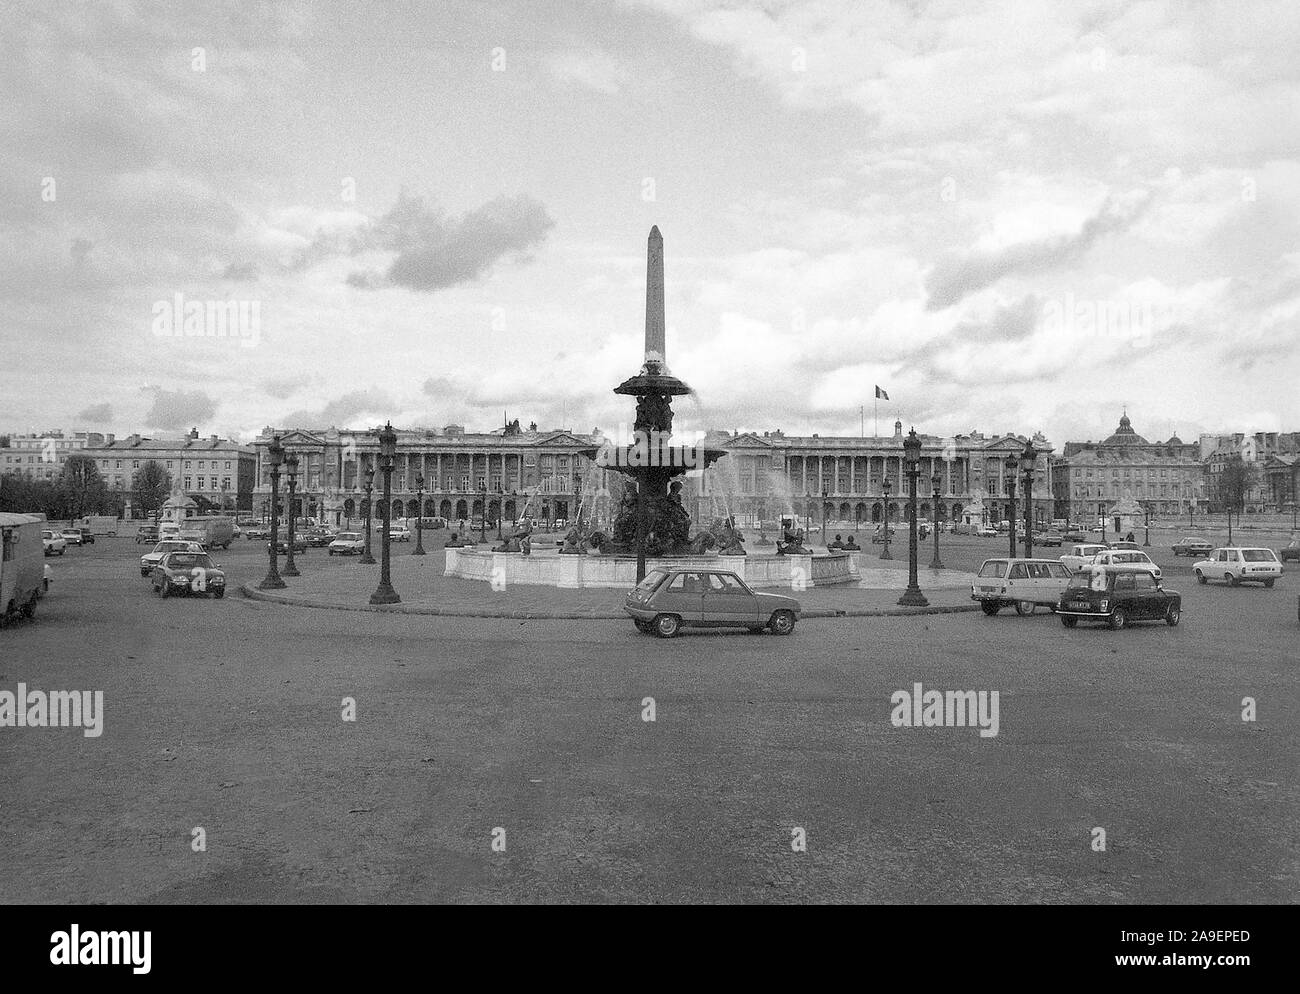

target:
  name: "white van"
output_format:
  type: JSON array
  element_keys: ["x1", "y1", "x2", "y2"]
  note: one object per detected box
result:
[{"x1": 973, "y1": 557, "x2": 1074, "y2": 616}]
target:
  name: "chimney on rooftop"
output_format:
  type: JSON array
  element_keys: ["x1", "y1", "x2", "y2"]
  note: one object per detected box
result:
[{"x1": 189, "y1": 427, "x2": 199, "y2": 440}]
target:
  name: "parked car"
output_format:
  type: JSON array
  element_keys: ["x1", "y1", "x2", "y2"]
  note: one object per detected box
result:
[
  {"x1": 303, "y1": 529, "x2": 335, "y2": 548},
  {"x1": 141, "y1": 540, "x2": 205, "y2": 576},
  {"x1": 1279, "y1": 537, "x2": 1300, "y2": 562},
  {"x1": 1061, "y1": 527, "x2": 1089, "y2": 542},
  {"x1": 1060, "y1": 543, "x2": 1110, "y2": 572},
  {"x1": 1192, "y1": 547, "x2": 1284, "y2": 587},
  {"x1": 1110, "y1": 540, "x2": 1143, "y2": 551},
  {"x1": 150, "y1": 550, "x2": 227, "y2": 599},
  {"x1": 978, "y1": 525, "x2": 998, "y2": 537},
  {"x1": 1089, "y1": 548, "x2": 1162, "y2": 580},
  {"x1": 60, "y1": 528, "x2": 85, "y2": 546},
  {"x1": 624, "y1": 568, "x2": 800, "y2": 637},
  {"x1": 244, "y1": 526, "x2": 270, "y2": 540},
  {"x1": 971, "y1": 558, "x2": 1073, "y2": 616},
  {"x1": 136, "y1": 525, "x2": 161, "y2": 545},
  {"x1": 270, "y1": 536, "x2": 308, "y2": 555},
  {"x1": 328, "y1": 532, "x2": 366, "y2": 556},
  {"x1": 41, "y1": 530, "x2": 67, "y2": 556},
  {"x1": 1171, "y1": 537, "x2": 1214, "y2": 557},
  {"x1": 1056, "y1": 565, "x2": 1181, "y2": 630},
  {"x1": 1035, "y1": 531, "x2": 1064, "y2": 547},
  {"x1": 388, "y1": 525, "x2": 411, "y2": 542}
]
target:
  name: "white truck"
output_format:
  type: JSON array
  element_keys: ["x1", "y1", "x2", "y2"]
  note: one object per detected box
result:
[
  {"x1": 1, "y1": 513, "x2": 45, "y2": 624},
  {"x1": 178, "y1": 516, "x2": 236, "y2": 550}
]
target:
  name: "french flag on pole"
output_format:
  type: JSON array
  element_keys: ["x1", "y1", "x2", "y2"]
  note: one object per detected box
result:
[{"x1": 874, "y1": 385, "x2": 889, "y2": 400}]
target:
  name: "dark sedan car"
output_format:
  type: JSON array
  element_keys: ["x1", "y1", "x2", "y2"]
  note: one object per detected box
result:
[
  {"x1": 1280, "y1": 537, "x2": 1300, "y2": 562},
  {"x1": 269, "y1": 536, "x2": 308, "y2": 554},
  {"x1": 303, "y1": 529, "x2": 335, "y2": 548},
  {"x1": 1055, "y1": 565, "x2": 1181, "y2": 630},
  {"x1": 624, "y1": 568, "x2": 800, "y2": 637},
  {"x1": 1171, "y1": 536, "x2": 1214, "y2": 557},
  {"x1": 151, "y1": 551, "x2": 227, "y2": 599}
]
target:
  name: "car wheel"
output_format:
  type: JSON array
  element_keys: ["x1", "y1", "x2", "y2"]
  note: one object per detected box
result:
[
  {"x1": 1108, "y1": 606, "x2": 1127, "y2": 630},
  {"x1": 213, "y1": 588, "x2": 225, "y2": 599},
  {"x1": 980, "y1": 601, "x2": 1000, "y2": 616},
  {"x1": 1264, "y1": 578, "x2": 1275, "y2": 588},
  {"x1": 1165, "y1": 604, "x2": 1180, "y2": 626},
  {"x1": 1195, "y1": 570, "x2": 1206, "y2": 584},
  {"x1": 652, "y1": 614, "x2": 680, "y2": 638},
  {"x1": 1015, "y1": 600, "x2": 1036, "y2": 616},
  {"x1": 769, "y1": 610, "x2": 796, "y2": 635},
  {"x1": 1060, "y1": 615, "x2": 1077, "y2": 628},
  {"x1": 1228, "y1": 573, "x2": 1239, "y2": 586}
]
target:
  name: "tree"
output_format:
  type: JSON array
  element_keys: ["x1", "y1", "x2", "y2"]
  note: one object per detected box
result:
[
  {"x1": 133, "y1": 460, "x2": 172, "y2": 520},
  {"x1": 1218, "y1": 455, "x2": 1260, "y2": 520},
  {"x1": 58, "y1": 455, "x2": 111, "y2": 522}
]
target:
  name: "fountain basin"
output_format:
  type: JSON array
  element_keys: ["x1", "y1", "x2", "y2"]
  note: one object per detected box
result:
[{"x1": 445, "y1": 547, "x2": 857, "y2": 589}]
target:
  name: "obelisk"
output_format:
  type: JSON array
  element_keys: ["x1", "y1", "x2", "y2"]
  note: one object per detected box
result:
[{"x1": 644, "y1": 225, "x2": 665, "y2": 369}]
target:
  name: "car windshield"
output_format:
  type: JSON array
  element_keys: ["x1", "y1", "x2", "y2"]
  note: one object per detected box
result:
[
  {"x1": 168, "y1": 553, "x2": 214, "y2": 569},
  {"x1": 977, "y1": 561, "x2": 1008, "y2": 578},
  {"x1": 635, "y1": 570, "x2": 668, "y2": 592},
  {"x1": 1243, "y1": 549, "x2": 1277, "y2": 562}
]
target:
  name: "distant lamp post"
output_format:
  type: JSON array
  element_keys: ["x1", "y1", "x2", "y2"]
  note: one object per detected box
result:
[
  {"x1": 821, "y1": 487, "x2": 829, "y2": 547},
  {"x1": 1099, "y1": 501, "x2": 1107, "y2": 546},
  {"x1": 257, "y1": 435, "x2": 286, "y2": 590},
  {"x1": 880, "y1": 477, "x2": 893, "y2": 560},
  {"x1": 1020, "y1": 441, "x2": 1036, "y2": 559},
  {"x1": 413, "y1": 474, "x2": 426, "y2": 556},
  {"x1": 1005, "y1": 454, "x2": 1019, "y2": 559},
  {"x1": 283, "y1": 452, "x2": 300, "y2": 577},
  {"x1": 929, "y1": 471, "x2": 944, "y2": 570},
  {"x1": 360, "y1": 466, "x2": 376, "y2": 565},
  {"x1": 897, "y1": 428, "x2": 928, "y2": 607},
  {"x1": 479, "y1": 481, "x2": 488, "y2": 543},
  {"x1": 369, "y1": 422, "x2": 400, "y2": 605},
  {"x1": 804, "y1": 490, "x2": 811, "y2": 537},
  {"x1": 1142, "y1": 501, "x2": 1151, "y2": 547}
]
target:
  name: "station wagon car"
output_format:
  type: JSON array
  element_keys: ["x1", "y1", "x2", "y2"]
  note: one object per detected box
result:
[
  {"x1": 1192, "y1": 547, "x2": 1283, "y2": 587},
  {"x1": 624, "y1": 568, "x2": 801, "y2": 637},
  {"x1": 1056, "y1": 565, "x2": 1181, "y2": 630},
  {"x1": 151, "y1": 551, "x2": 226, "y2": 599},
  {"x1": 1171, "y1": 536, "x2": 1214, "y2": 557},
  {"x1": 971, "y1": 558, "x2": 1073, "y2": 616}
]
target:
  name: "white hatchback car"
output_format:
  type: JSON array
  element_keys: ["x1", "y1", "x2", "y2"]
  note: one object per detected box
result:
[
  {"x1": 1192, "y1": 547, "x2": 1283, "y2": 587},
  {"x1": 328, "y1": 532, "x2": 366, "y2": 556},
  {"x1": 1060, "y1": 543, "x2": 1109, "y2": 572},
  {"x1": 1089, "y1": 548, "x2": 1161, "y2": 580}
]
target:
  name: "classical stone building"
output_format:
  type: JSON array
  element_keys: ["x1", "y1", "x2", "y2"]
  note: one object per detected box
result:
[
  {"x1": 252, "y1": 421, "x2": 603, "y2": 528},
  {"x1": 693, "y1": 420, "x2": 1054, "y2": 531},
  {"x1": 1200, "y1": 431, "x2": 1300, "y2": 512},
  {"x1": 87, "y1": 429, "x2": 257, "y2": 515},
  {"x1": 1049, "y1": 412, "x2": 1204, "y2": 523},
  {"x1": 1, "y1": 430, "x2": 102, "y2": 481}
]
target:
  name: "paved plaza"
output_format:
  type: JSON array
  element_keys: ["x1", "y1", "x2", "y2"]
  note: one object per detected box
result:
[{"x1": 1, "y1": 530, "x2": 1296, "y2": 903}]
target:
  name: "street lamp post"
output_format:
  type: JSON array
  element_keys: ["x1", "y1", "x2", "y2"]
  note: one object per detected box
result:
[
  {"x1": 283, "y1": 453, "x2": 300, "y2": 577},
  {"x1": 1099, "y1": 501, "x2": 1107, "y2": 546},
  {"x1": 480, "y1": 482, "x2": 488, "y2": 543},
  {"x1": 1005, "y1": 454, "x2": 1019, "y2": 559},
  {"x1": 257, "y1": 435, "x2": 286, "y2": 590},
  {"x1": 1020, "y1": 441, "x2": 1036, "y2": 559},
  {"x1": 880, "y1": 477, "x2": 893, "y2": 560},
  {"x1": 804, "y1": 491, "x2": 811, "y2": 538},
  {"x1": 929, "y1": 472, "x2": 944, "y2": 570},
  {"x1": 360, "y1": 467, "x2": 376, "y2": 564},
  {"x1": 898, "y1": 428, "x2": 928, "y2": 607},
  {"x1": 822, "y1": 487, "x2": 828, "y2": 547},
  {"x1": 413, "y1": 474, "x2": 426, "y2": 556},
  {"x1": 369, "y1": 422, "x2": 400, "y2": 605},
  {"x1": 1143, "y1": 502, "x2": 1151, "y2": 547}
]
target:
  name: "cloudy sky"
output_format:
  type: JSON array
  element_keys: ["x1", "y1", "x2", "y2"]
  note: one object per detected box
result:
[{"x1": 4, "y1": 0, "x2": 1298, "y2": 449}]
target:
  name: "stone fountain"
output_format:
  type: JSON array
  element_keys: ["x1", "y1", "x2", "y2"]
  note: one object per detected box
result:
[{"x1": 442, "y1": 227, "x2": 855, "y2": 589}]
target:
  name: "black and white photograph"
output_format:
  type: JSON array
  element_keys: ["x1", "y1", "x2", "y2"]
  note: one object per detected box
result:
[{"x1": 0, "y1": 0, "x2": 1294, "y2": 964}]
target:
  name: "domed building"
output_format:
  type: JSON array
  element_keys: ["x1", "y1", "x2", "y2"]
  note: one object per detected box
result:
[{"x1": 1049, "y1": 411, "x2": 1205, "y2": 524}]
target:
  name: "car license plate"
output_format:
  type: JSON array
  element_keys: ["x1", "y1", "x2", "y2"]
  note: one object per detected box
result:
[{"x1": 1070, "y1": 601, "x2": 1090, "y2": 610}]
